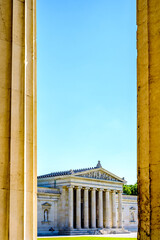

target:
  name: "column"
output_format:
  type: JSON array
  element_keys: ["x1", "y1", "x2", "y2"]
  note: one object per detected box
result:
[
  {"x1": 137, "y1": 0, "x2": 160, "y2": 239},
  {"x1": 104, "y1": 190, "x2": 110, "y2": 228},
  {"x1": 91, "y1": 188, "x2": 96, "y2": 228},
  {"x1": 111, "y1": 190, "x2": 117, "y2": 228},
  {"x1": 118, "y1": 190, "x2": 122, "y2": 228},
  {"x1": 84, "y1": 187, "x2": 89, "y2": 229},
  {"x1": 98, "y1": 188, "x2": 103, "y2": 228},
  {"x1": 68, "y1": 186, "x2": 74, "y2": 229},
  {"x1": 0, "y1": 0, "x2": 37, "y2": 239},
  {"x1": 76, "y1": 186, "x2": 81, "y2": 229}
]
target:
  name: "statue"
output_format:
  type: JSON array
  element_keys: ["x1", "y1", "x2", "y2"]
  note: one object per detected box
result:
[
  {"x1": 44, "y1": 209, "x2": 48, "y2": 222},
  {"x1": 131, "y1": 212, "x2": 135, "y2": 222}
]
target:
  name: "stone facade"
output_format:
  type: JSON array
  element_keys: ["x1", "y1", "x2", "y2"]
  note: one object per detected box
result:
[{"x1": 37, "y1": 162, "x2": 138, "y2": 236}]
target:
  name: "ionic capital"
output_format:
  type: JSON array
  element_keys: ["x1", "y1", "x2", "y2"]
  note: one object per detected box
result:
[
  {"x1": 68, "y1": 185, "x2": 74, "y2": 189},
  {"x1": 98, "y1": 188, "x2": 104, "y2": 191},
  {"x1": 117, "y1": 190, "x2": 123, "y2": 194},
  {"x1": 76, "y1": 186, "x2": 82, "y2": 190},
  {"x1": 111, "y1": 190, "x2": 116, "y2": 194},
  {"x1": 91, "y1": 187, "x2": 97, "y2": 191},
  {"x1": 104, "y1": 189, "x2": 110, "y2": 192}
]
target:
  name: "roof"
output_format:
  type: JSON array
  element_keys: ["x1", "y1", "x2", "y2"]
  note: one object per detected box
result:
[{"x1": 38, "y1": 161, "x2": 102, "y2": 179}]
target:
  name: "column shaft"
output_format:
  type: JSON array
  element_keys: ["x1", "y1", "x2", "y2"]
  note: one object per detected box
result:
[
  {"x1": 76, "y1": 187, "x2": 81, "y2": 229},
  {"x1": 91, "y1": 188, "x2": 96, "y2": 228},
  {"x1": 137, "y1": 0, "x2": 160, "y2": 238},
  {"x1": 112, "y1": 191, "x2": 117, "y2": 228},
  {"x1": 68, "y1": 186, "x2": 74, "y2": 229},
  {"x1": 84, "y1": 188, "x2": 89, "y2": 228},
  {"x1": 118, "y1": 191, "x2": 122, "y2": 228},
  {"x1": 0, "y1": 0, "x2": 37, "y2": 239},
  {"x1": 98, "y1": 189, "x2": 103, "y2": 228},
  {"x1": 104, "y1": 190, "x2": 110, "y2": 228}
]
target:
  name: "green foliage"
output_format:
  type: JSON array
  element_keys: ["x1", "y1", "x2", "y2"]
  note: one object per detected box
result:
[{"x1": 123, "y1": 183, "x2": 137, "y2": 195}]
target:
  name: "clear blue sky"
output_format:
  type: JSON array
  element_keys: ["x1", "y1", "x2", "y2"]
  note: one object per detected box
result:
[{"x1": 37, "y1": 0, "x2": 137, "y2": 184}]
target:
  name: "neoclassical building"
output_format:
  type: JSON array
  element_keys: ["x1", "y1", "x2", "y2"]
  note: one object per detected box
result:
[{"x1": 37, "y1": 161, "x2": 138, "y2": 236}]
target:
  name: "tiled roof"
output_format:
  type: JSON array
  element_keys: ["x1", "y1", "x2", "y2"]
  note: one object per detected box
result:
[
  {"x1": 37, "y1": 166, "x2": 98, "y2": 179},
  {"x1": 37, "y1": 161, "x2": 102, "y2": 179}
]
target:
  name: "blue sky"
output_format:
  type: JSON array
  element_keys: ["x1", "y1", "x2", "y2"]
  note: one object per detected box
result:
[{"x1": 37, "y1": 0, "x2": 137, "y2": 184}]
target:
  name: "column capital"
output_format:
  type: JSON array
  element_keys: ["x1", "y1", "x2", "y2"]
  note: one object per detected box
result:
[
  {"x1": 104, "y1": 189, "x2": 110, "y2": 192},
  {"x1": 98, "y1": 188, "x2": 104, "y2": 191},
  {"x1": 68, "y1": 185, "x2": 74, "y2": 189},
  {"x1": 111, "y1": 189, "x2": 116, "y2": 193},
  {"x1": 117, "y1": 190, "x2": 123, "y2": 194},
  {"x1": 76, "y1": 186, "x2": 82, "y2": 189},
  {"x1": 91, "y1": 187, "x2": 97, "y2": 191},
  {"x1": 84, "y1": 187, "x2": 90, "y2": 190}
]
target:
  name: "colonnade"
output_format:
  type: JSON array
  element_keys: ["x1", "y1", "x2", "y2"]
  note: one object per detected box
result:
[{"x1": 68, "y1": 186, "x2": 122, "y2": 230}]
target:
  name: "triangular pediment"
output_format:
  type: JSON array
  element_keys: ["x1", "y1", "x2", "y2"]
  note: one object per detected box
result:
[
  {"x1": 74, "y1": 168, "x2": 124, "y2": 183},
  {"x1": 42, "y1": 202, "x2": 52, "y2": 207}
]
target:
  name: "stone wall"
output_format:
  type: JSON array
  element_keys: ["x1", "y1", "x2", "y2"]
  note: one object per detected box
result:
[
  {"x1": 37, "y1": 187, "x2": 60, "y2": 236},
  {"x1": 37, "y1": 187, "x2": 138, "y2": 236}
]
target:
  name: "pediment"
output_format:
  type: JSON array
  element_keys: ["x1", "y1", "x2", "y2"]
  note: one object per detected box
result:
[
  {"x1": 42, "y1": 202, "x2": 52, "y2": 207},
  {"x1": 74, "y1": 168, "x2": 124, "y2": 183}
]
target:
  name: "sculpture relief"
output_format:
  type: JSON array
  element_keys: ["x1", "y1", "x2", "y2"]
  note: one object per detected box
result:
[{"x1": 77, "y1": 171, "x2": 119, "y2": 181}]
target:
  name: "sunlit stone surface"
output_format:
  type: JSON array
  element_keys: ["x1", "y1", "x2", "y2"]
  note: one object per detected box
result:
[
  {"x1": 137, "y1": 0, "x2": 160, "y2": 239},
  {"x1": 37, "y1": 161, "x2": 138, "y2": 236},
  {"x1": 0, "y1": 0, "x2": 37, "y2": 239}
]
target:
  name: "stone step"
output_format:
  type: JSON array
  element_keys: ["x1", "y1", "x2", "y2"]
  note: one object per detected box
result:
[
  {"x1": 59, "y1": 228, "x2": 131, "y2": 236},
  {"x1": 59, "y1": 229, "x2": 98, "y2": 235}
]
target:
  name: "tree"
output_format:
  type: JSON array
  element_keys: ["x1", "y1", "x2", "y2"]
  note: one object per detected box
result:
[{"x1": 123, "y1": 183, "x2": 137, "y2": 195}]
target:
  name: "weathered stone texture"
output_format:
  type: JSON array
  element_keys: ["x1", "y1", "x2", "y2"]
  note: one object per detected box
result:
[
  {"x1": 0, "y1": 0, "x2": 37, "y2": 239},
  {"x1": 137, "y1": 0, "x2": 160, "y2": 239}
]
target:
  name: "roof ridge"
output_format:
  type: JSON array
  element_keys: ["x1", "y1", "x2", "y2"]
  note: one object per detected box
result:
[{"x1": 37, "y1": 161, "x2": 101, "y2": 179}]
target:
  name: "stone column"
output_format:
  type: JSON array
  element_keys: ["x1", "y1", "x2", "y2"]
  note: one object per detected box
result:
[
  {"x1": 98, "y1": 188, "x2": 103, "y2": 228},
  {"x1": 137, "y1": 0, "x2": 160, "y2": 239},
  {"x1": 0, "y1": 0, "x2": 37, "y2": 240},
  {"x1": 111, "y1": 190, "x2": 117, "y2": 228},
  {"x1": 91, "y1": 188, "x2": 96, "y2": 228},
  {"x1": 68, "y1": 186, "x2": 74, "y2": 229},
  {"x1": 84, "y1": 187, "x2": 89, "y2": 229},
  {"x1": 104, "y1": 190, "x2": 110, "y2": 228},
  {"x1": 76, "y1": 186, "x2": 81, "y2": 229},
  {"x1": 118, "y1": 191, "x2": 122, "y2": 228}
]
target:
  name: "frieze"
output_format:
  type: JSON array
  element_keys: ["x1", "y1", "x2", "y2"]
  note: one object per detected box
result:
[{"x1": 77, "y1": 170, "x2": 120, "y2": 182}]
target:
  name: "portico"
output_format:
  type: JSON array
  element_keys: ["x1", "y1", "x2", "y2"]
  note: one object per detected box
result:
[
  {"x1": 37, "y1": 161, "x2": 126, "y2": 235},
  {"x1": 67, "y1": 186, "x2": 123, "y2": 230}
]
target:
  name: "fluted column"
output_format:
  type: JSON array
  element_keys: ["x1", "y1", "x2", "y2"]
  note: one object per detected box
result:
[
  {"x1": 118, "y1": 190, "x2": 123, "y2": 228},
  {"x1": 111, "y1": 190, "x2": 117, "y2": 228},
  {"x1": 76, "y1": 186, "x2": 81, "y2": 229},
  {"x1": 0, "y1": 0, "x2": 37, "y2": 239},
  {"x1": 98, "y1": 188, "x2": 103, "y2": 228},
  {"x1": 104, "y1": 190, "x2": 110, "y2": 228},
  {"x1": 84, "y1": 187, "x2": 89, "y2": 229},
  {"x1": 68, "y1": 186, "x2": 74, "y2": 229},
  {"x1": 91, "y1": 188, "x2": 96, "y2": 228}
]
